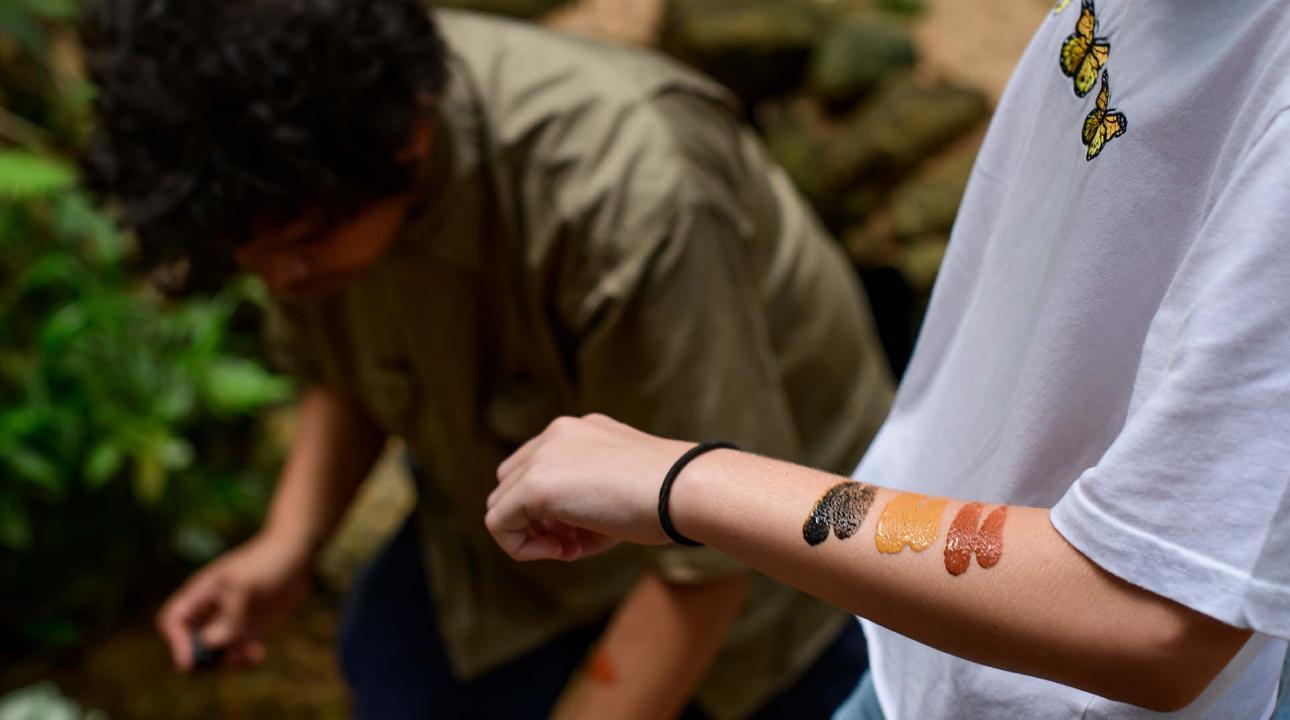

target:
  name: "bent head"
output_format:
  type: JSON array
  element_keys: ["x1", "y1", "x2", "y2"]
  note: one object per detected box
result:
[
  {"x1": 234, "y1": 187, "x2": 418, "y2": 299},
  {"x1": 80, "y1": 0, "x2": 448, "y2": 296}
]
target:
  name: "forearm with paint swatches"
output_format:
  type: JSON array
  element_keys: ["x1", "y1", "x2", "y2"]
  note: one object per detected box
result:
[
  {"x1": 667, "y1": 450, "x2": 1249, "y2": 712},
  {"x1": 485, "y1": 415, "x2": 1253, "y2": 713}
]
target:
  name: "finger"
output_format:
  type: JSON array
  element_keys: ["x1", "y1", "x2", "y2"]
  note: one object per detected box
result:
[
  {"x1": 489, "y1": 453, "x2": 533, "y2": 510},
  {"x1": 200, "y1": 587, "x2": 250, "y2": 650},
  {"x1": 157, "y1": 575, "x2": 220, "y2": 672},
  {"x1": 516, "y1": 530, "x2": 568, "y2": 562},
  {"x1": 487, "y1": 461, "x2": 525, "y2": 513},
  {"x1": 244, "y1": 639, "x2": 268, "y2": 665},
  {"x1": 542, "y1": 519, "x2": 583, "y2": 561},
  {"x1": 496, "y1": 424, "x2": 552, "y2": 482},
  {"x1": 486, "y1": 496, "x2": 564, "y2": 562}
]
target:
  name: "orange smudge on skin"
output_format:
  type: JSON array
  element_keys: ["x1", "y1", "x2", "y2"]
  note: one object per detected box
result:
[
  {"x1": 944, "y1": 504, "x2": 1008, "y2": 576},
  {"x1": 586, "y1": 648, "x2": 617, "y2": 684},
  {"x1": 875, "y1": 493, "x2": 949, "y2": 554}
]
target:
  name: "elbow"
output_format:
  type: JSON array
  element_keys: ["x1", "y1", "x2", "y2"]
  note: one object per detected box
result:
[
  {"x1": 1126, "y1": 680, "x2": 1205, "y2": 715},
  {"x1": 1103, "y1": 613, "x2": 1251, "y2": 713},
  {"x1": 1121, "y1": 672, "x2": 1208, "y2": 714}
]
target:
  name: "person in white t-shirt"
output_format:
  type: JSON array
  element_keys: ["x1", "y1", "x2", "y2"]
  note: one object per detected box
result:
[{"x1": 481, "y1": 0, "x2": 1290, "y2": 717}]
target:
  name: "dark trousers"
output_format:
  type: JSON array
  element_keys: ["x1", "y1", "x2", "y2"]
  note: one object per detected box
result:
[{"x1": 340, "y1": 519, "x2": 867, "y2": 719}]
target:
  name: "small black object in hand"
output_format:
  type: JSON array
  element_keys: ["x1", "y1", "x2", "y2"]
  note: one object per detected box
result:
[{"x1": 190, "y1": 627, "x2": 224, "y2": 670}]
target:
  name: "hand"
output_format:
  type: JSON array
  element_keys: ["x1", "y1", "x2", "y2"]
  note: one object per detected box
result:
[
  {"x1": 488, "y1": 414, "x2": 692, "y2": 562},
  {"x1": 156, "y1": 531, "x2": 313, "y2": 672}
]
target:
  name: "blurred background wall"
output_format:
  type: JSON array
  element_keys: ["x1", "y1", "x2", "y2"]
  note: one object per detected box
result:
[{"x1": 0, "y1": 0, "x2": 1050, "y2": 717}]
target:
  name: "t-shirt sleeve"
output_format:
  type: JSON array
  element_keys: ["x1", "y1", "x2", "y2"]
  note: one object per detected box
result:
[
  {"x1": 262, "y1": 298, "x2": 335, "y2": 390},
  {"x1": 1050, "y1": 109, "x2": 1290, "y2": 639},
  {"x1": 564, "y1": 197, "x2": 803, "y2": 583}
]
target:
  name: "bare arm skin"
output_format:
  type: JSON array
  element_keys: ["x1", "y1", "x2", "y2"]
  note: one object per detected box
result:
[
  {"x1": 485, "y1": 415, "x2": 1253, "y2": 713},
  {"x1": 157, "y1": 385, "x2": 384, "y2": 671},
  {"x1": 260, "y1": 385, "x2": 386, "y2": 558},
  {"x1": 555, "y1": 572, "x2": 748, "y2": 720}
]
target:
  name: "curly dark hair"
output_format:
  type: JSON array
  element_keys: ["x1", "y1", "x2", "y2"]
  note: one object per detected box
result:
[{"x1": 80, "y1": 0, "x2": 448, "y2": 290}]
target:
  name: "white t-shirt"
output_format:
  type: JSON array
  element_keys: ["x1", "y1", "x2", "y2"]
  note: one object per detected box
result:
[{"x1": 850, "y1": 0, "x2": 1290, "y2": 717}]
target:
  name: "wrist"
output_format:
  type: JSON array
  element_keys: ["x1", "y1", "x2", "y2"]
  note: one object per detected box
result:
[
  {"x1": 663, "y1": 447, "x2": 736, "y2": 547},
  {"x1": 255, "y1": 521, "x2": 322, "y2": 571}
]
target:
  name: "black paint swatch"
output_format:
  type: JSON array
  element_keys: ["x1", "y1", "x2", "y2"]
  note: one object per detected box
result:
[{"x1": 803, "y1": 482, "x2": 877, "y2": 546}]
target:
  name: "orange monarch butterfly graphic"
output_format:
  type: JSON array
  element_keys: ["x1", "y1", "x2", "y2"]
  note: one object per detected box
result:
[
  {"x1": 1060, "y1": 0, "x2": 1110, "y2": 97},
  {"x1": 1082, "y1": 70, "x2": 1128, "y2": 161}
]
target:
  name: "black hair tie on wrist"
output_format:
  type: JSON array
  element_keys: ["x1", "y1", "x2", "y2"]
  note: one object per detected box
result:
[{"x1": 658, "y1": 441, "x2": 738, "y2": 547}]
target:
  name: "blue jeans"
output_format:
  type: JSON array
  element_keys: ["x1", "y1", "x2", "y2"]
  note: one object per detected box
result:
[
  {"x1": 340, "y1": 518, "x2": 868, "y2": 719},
  {"x1": 833, "y1": 670, "x2": 885, "y2": 720},
  {"x1": 1275, "y1": 646, "x2": 1290, "y2": 720}
]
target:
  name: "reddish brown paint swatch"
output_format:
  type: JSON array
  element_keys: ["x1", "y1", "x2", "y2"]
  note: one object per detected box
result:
[
  {"x1": 803, "y1": 482, "x2": 877, "y2": 546},
  {"x1": 944, "y1": 503, "x2": 1007, "y2": 576}
]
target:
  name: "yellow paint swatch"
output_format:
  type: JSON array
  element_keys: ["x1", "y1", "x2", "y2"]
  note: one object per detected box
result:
[{"x1": 875, "y1": 493, "x2": 949, "y2": 554}]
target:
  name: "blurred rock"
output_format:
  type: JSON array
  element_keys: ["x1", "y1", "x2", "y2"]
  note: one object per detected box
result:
[
  {"x1": 759, "y1": 95, "x2": 849, "y2": 223},
  {"x1": 844, "y1": 212, "x2": 902, "y2": 268},
  {"x1": 824, "y1": 76, "x2": 988, "y2": 194},
  {"x1": 661, "y1": 0, "x2": 827, "y2": 104},
  {"x1": 888, "y1": 150, "x2": 974, "y2": 240},
  {"x1": 808, "y1": 14, "x2": 916, "y2": 110},
  {"x1": 844, "y1": 145, "x2": 972, "y2": 271},
  {"x1": 435, "y1": 0, "x2": 571, "y2": 19},
  {"x1": 761, "y1": 78, "x2": 984, "y2": 230},
  {"x1": 899, "y1": 233, "x2": 948, "y2": 292},
  {"x1": 878, "y1": 0, "x2": 927, "y2": 16}
]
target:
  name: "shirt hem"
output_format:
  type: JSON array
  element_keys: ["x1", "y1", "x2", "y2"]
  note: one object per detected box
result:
[{"x1": 1051, "y1": 479, "x2": 1290, "y2": 640}]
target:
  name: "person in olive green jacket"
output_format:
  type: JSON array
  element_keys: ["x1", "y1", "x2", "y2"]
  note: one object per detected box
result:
[{"x1": 81, "y1": 1, "x2": 893, "y2": 717}]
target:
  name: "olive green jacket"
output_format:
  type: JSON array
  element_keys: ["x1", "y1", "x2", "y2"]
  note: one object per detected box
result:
[{"x1": 266, "y1": 10, "x2": 893, "y2": 717}]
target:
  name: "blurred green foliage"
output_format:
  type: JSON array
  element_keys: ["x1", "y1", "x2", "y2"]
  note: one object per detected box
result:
[{"x1": 0, "y1": 1, "x2": 292, "y2": 661}]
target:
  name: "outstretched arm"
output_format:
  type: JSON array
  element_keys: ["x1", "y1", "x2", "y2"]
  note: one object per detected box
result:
[{"x1": 486, "y1": 415, "x2": 1251, "y2": 713}]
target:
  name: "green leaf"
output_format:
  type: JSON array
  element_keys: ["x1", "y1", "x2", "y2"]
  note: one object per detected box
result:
[
  {"x1": 37, "y1": 302, "x2": 87, "y2": 355},
  {"x1": 0, "y1": 492, "x2": 33, "y2": 550},
  {"x1": 18, "y1": 618, "x2": 81, "y2": 648},
  {"x1": 17, "y1": 0, "x2": 78, "y2": 20},
  {"x1": 83, "y1": 441, "x2": 124, "y2": 488},
  {"x1": 0, "y1": 406, "x2": 43, "y2": 438},
  {"x1": 131, "y1": 451, "x2": 165, "y2": 505},
  {"x1": 0, "y1": 441, "x2": 62, "y2": 495},
  {"x1": 0, "y1": 151, "x2": 76, "y2": 200},
  {"x1": 54, "y1": 193, "x2": 128, "y2": 266},
  {"x1": 0, "y1": 6, "x2": 48, "y2": 55},
  {"x1": 202, "y1": 358, "x2": 294, "y2": 415},
  {"x1": 158, "y1": 436, "x2": 194, "y2": 471},
  {"x1": 19, "y1": 252, "x2": 86, "y2": 293},
  {"x1": 173, "y1": 524, "x2": 224, "y2": 563},
  {"x1": 152, "y1": 382, "x2": 196, "y2": 423}
]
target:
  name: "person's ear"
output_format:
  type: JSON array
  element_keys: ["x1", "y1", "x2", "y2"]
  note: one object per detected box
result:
[{"x1": 399, "y1": 118, "x2": 435, "y2": 163}]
